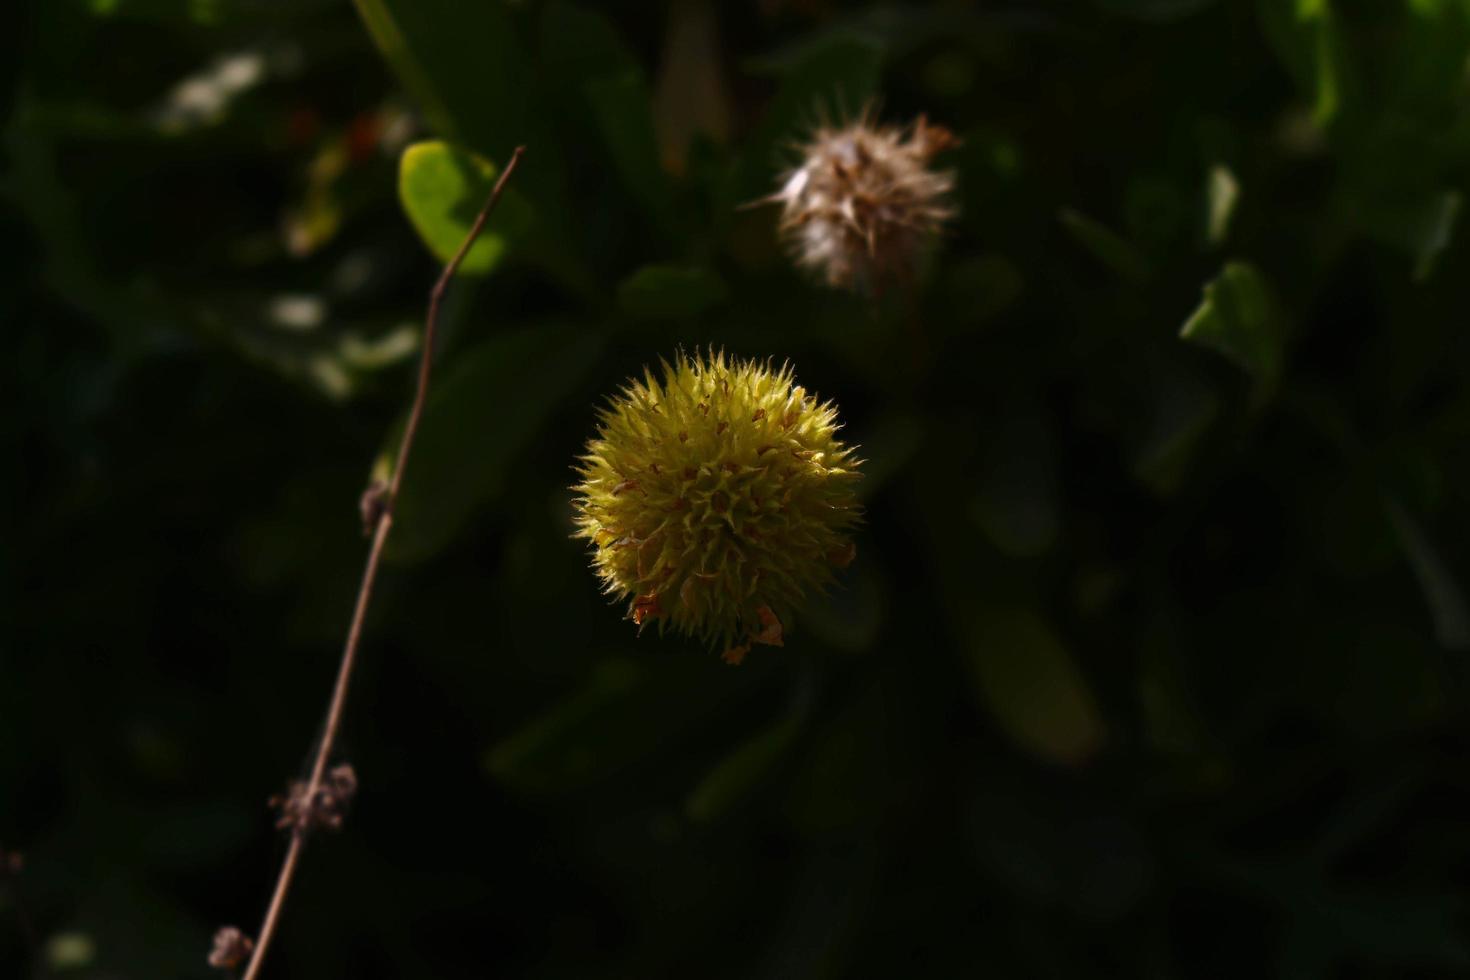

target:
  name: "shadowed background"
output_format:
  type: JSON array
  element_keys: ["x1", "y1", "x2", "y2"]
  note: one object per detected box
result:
[{"x1": 6, "y1": 0, "x2": 1470, "y2": 977}]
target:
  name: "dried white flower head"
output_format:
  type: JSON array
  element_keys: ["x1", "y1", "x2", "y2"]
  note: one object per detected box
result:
[{"x1": 767, "y1": 111, "x2": 957, "y2": 290}]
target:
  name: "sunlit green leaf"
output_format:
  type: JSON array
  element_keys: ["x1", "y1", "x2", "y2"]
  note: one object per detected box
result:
[
  {"x1": 355, "y1": 0, "x2": 574, "y2": 258},
  {"x1": 397, "y1": 141, "x2": 533, "y2": 276}
]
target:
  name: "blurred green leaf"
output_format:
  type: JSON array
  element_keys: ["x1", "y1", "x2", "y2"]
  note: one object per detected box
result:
[
  {"x1": 587, "y1": 73, "x2": 679, "y2": 236},
  {"x1": 1179, "y1": 261, "x2": 1282, "y2": 390},
  {"x1": 967, "y1": 789, "x2": 1154, "y2": 921},
  {"x1": 80, "y1": 0, "x2": 343, "y2": 22},
  {"x1": 1136, "y1": 620, "x2": 1208, "y2": 756},
  {"x1": 784, "y1": 688, "x2": 890, "y2": 835},
  {"x1": 1394, "y1": 0, "x2": 1470, "y2": 112},
  {"x1": 942, "y1": 253, "x2": 1025, "y2": 332},
  {"x1": 970, "y1": 412, "x2": 1059, "y2": 558},
  {"x1": 1094, "y1": 0, "x2": 1221, "y2": 21},
  {"x1": 1410, "y1": 191, "x2": 1461, "y2": 282},
  {"x1": 966, "y1": 610, "x2": 1107, "y2": 766},
  {"x1": 138, "y1": 801, "x2": 254, "y2": 870},
  {"x1": 487, "y1": 657, "x2": 740, "y2": 795},
  {"x1": 1125, "y1": 175, "x2": 1186, "y2": 248},
  {"x1": 398, "y1": 140, "x2": 533, "y2": 276},
  {"x1": 353, "y1": 0, "x2": 527, "y2": 158},
  {"x1": 1361, "y1": 189, "x2": 1462, "y2": 283},
  {"x1": 384, "y1": 323, "x2": 602, "y2": 563},
  {"x1": 616, "y1": 264, "x2": 728, "y2": 318},
  {"x1": 1309, "y1": 620, "x2": 1448, "y2": 735},
  {"x1": 1132, "y1": 363, "x2": 1220, "y2": 495},
  {"x1": 201, "y1": 295, "x2": 421, "y2": 401},
  {"x1": 66, "y1": 878, "x2": 211, "y2": 978},
  {"x1": 540, "y1": 2, "x2": 679, "y2": 238},
  {"x1": 1205, "y1": 163, "x2": 1239, "y2": 246},
  {"x1": 853, "y1": 413, "x2": 924, "y2": 500},
  {"x1": 1384, "y1": 499, "x2": 1470, "y2": 651},
  {"x1": 1259, "y1": 0, "x2": 1346, "y2": 126},
  {"x1": 756, "y1": 844, "x2": 875, "y2": 979},
  {"x1": 44, "y1": 932, "x2": 96, "y2": 971},
  {"x1": 1058, "y1": 208, "x2": 1152, "y2": 281},
  {"x1": 803, "y1": 560, "x2": 884, "y2": 652},
  {"x1": 1198, "y1": 847, "x2": 1470, "y2": 977},
  {"x1": 485, "y1": 659, "x2": 643, "y2": 794},
  {"x1": 1318, "y1": 467, "x2": 1402, "y2": 576},
  {"x1": 539, "y1": 0, "x2": 641, "y2": 78},
  {"x1": 686, "y1": 716, "x2": 799, "y2": 822}
]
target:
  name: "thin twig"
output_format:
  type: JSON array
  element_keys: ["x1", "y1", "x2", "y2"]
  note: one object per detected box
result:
[{"x1": 236, "y1": 145, "x2": 527, "y2": 980}]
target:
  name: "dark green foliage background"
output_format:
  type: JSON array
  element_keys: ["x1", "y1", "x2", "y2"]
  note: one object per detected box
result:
[{"x1": 6, "y1": 0, "x2": 1470, "y2": 976}]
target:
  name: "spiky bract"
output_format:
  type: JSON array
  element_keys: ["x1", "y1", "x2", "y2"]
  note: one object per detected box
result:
[
  {"x1": 573, "y1": 352, "x2": 861, "y2": 662},
  {"x1": 771, "y1": 112, "x2": 956, "y2": 290}
]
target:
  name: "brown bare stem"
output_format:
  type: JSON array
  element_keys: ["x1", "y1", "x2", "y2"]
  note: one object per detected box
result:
[{"x1": 235, "y1": 145, "x2": 527, "y2": 980}]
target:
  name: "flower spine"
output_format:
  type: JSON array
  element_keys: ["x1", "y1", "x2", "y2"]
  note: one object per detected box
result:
[
  {"x1": 573, "y1": 352, "x2": 861, "y2": 664},
  {"x1": 769, "y1": 111, "x2": 957, "y2": 290}
]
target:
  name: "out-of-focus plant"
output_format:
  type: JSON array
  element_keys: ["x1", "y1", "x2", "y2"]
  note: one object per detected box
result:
[{"x1": 8, "y1": 1, "x2": 1470, "y2": 978}]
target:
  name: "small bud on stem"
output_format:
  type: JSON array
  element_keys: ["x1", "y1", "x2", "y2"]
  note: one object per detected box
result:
[{"x1": 208, "y1": 927, "x2": 255, "y2": 971}]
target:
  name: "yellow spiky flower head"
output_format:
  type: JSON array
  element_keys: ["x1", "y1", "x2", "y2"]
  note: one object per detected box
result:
[
  {"x1": 770, "y1": 111, "x2": 957, "y2": 290},
  {"x1": 573, "y1": 351, "x2": 861, "y2": 664}
]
